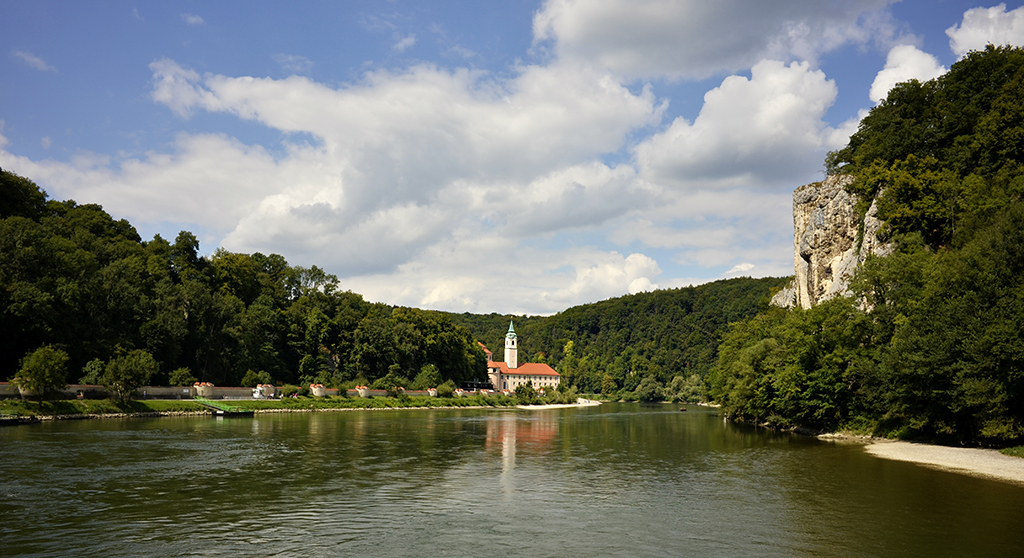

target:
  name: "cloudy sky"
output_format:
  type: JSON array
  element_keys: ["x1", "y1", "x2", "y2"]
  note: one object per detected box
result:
[{"x1": 3, "y1": 1, "x2": 1023, "y2": 314}]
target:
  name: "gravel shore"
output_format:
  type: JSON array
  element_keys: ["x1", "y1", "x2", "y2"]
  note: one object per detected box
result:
[
  {"x1": 864, "y1": 440, "x2": 1024, "y2": 485},
  {"x1": 515, "y1": 400, "x2": 602, "y2": 410}
]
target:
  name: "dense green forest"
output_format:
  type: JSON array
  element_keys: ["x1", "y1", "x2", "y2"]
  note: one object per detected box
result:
[
  {"x1": 448, "y1": 276, "x2": 787, "y2": 399},
  {"x1": 0, "y1": 169, "x2": 487, "y2": 390},
  {"x1": 710, "y1": 46, "x2": 1024, "y2": 444}
]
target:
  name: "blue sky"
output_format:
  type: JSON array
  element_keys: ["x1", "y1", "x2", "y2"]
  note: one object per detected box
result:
[{"x1": 3, "y1": 1, "x2": 1023, "y2": 314}]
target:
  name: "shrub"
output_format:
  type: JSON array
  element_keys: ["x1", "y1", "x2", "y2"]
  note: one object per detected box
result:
[
  {"x1": 102, "y1": 349, "x2": 159, "y2": 401},
  {"x1": 515, "y1": 382, "x2": 538, "y2": 404},
  {"x1": 371, "y1": 368, "x2": 409, "y2": 390},
  {"x1": 79, "y1": 359, "x2": 105, "y2": 385},
  {"x1": 168, "y1": 367, "x2": 197, "y2": 387},
  {"x1": 241, "y1": 370, "x2": 272, "y2": 388},
  {"x1": 280, "y1": 384, "x2": 309, "y2": 397},
  {"x1": 667, "y1": 374, "x2": 705, "y2": 403},
  {"x1": 412, "y1": 364, "x2": 442, "y2": 390},
  {"x1": 436, "y1": 380, "x2": 456, "y2": 397},
  {"x1": 634, "y1": 377, "x2": 664, "y2": 402},
  {"x1": 12, "y1": 345, "x2": 69, "y2": 400}
]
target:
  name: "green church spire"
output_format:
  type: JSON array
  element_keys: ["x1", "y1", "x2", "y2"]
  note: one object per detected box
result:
[{"x1": 506, "y1": 320, "x2": 517, "y2": 339}]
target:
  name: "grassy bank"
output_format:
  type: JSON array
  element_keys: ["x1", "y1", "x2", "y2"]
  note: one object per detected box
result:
[
  {"x1": 1000, "y1": 446, "x2": 1024, "y2": 459},
  {"x1": 229, "y1": 394, "x2": 518, "y2": 410},
  {"x1": 0, "y1": 394, "x2": 520, "y2": 418},
  {"x1": 0, "y1": 399, "x2": 207, "y2": 417}
]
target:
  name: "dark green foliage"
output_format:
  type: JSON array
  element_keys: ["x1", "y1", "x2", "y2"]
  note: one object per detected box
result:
[
  {"x1": 0, "y1": 168, "x2": 48, "y2": 220},
  {"x1": 0, "y1": 168, "x2": 487, "y2": 392},
  {"x1": 168, "y1": 367, "x2": 197, "y2": 387},
  {"x1": 412, "y1": 364, "x2": 443, "y2": 389},
  {"x1": 79, "y1": 359, "x2": 104, "y2": 385},
  {"x1": 436, "y1": 379, "x2": 456, "y2": 398},
  {"x1": 828, "y1": 46, "x2": 1024, "y2": 180},
  {"x1": 370, "y1": 365, "x2": 410, "y2": 390},
  {"x1": 514, "y1": 382, "x2": 537, "y2": 404},
  {"x1": 102, "y1": 349, "x2": 159, "y2": 401},
  {"x1": 666, "y1": 374, "x2": 705, "y2": 403},
  {"x1": 12, "y1": 345, "x2": 69, "y2": 398},
  {"x1": 709, "y1": 300, "x2": 874, "y2": 430},
  {"x1": 240, "y1": 369, "x2": 272, "y2": 388},
  {"x1": 716, "y1": 46, "x2": 1024, "y2": 443},
  {"x1": 634, "y1": 377, "x2": 664, "y2": 402}
]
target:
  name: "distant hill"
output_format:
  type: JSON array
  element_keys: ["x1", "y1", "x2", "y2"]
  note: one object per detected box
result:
[{"x1": 448, "y1": 276, "x2": 788, "y2": 393}]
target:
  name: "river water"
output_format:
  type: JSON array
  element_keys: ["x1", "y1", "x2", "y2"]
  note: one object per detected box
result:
[{"x1": 2, "y1": 403, "x2": 1022, "y2": 557}]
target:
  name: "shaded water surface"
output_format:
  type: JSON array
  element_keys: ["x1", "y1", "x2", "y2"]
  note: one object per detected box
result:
[{"x1": 2, "y1": 403, "x2": 1022, "y2": 557}]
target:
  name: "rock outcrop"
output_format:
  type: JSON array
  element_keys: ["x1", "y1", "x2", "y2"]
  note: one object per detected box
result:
[{"x1": 771, "y1": 174, "x2": 891, "y2": 309}]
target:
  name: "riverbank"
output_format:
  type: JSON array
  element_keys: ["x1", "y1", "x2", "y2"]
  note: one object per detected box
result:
[
  {"x1": 516, "y1": 399, "x2": 601, "y2": 410},
  {"x1": 863, "y1": 440, "x2": 1024, "y2": 485},
  {"x1": 0, "y1": 396, "x2": 603, "y2": 422},
  {"x1": 815, "y1": 431, "x2": 1024, "y2": 485}
]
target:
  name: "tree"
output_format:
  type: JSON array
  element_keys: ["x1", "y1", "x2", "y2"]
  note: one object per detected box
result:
[
  {"x1": 0, "y1": 168, "x2": 48, "y2": 220},
  {"x1": 668, "y1": 374, "x2": 705, "y2": 403},
  {"x1": 102, "y1": 349, "x2": 159, "y2": 401},
  {"x1": 436, "y1": 379, "x2": 456, "y2": 397},
  {"x1": 515, "y1": 381, "x2": 537, "y2": 404},
  {"x1": 168, "y1": 367, "x2": 197, "y2": 387},
  {"x1": 240, "y1": 369, "x2": 272, "y2": 387},
  {"x1": 12, "y1": 345, "x2": 68, "y2": 399},
  {"x1": 370, "y1": 364, "x2": 409, "y2": 390},
  {"x1": 634, "y1": 377, "x2": 664, "y2": 402},
  {"x1": 412, "y1": 364, "x2": 443, "y2": 389},
  {"x1": 79, "y1": 358, "x2": 105, "y2": 385},
  {"x1": 600, "y1": 374, "x2": 617, "y2": 395}
]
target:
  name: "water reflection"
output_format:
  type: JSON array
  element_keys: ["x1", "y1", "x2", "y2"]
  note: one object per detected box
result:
[
  {"x1": 484, "y1": 412, "x2": 560, "y2": 495},
  {"x1": 2, "y1": 405, "x2": 1024, "y2": 558}
]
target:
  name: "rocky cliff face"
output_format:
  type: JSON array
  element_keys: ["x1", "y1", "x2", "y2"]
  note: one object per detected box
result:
[{"x1": 771, "y1": 174, "x2": 891, "y2": 309}]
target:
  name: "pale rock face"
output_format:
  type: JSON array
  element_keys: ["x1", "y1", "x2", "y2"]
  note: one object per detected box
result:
[{"x1": 771, "y1": 174, "x2": 891, "y2": 309}]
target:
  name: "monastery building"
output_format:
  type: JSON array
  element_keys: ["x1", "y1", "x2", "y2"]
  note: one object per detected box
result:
[{"x1": 484, "y1": 321, "x2": 560, "y2": 391}]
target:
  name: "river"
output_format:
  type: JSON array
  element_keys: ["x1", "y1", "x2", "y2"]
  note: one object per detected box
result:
[{"x1": 2, "y1": 403, "x2": 1022, "y2": 557}]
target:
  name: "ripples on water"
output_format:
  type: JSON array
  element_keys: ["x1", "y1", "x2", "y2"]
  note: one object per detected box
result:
[{"x1": 2, "y1": 405, "x2": 1023, "y2": 557}]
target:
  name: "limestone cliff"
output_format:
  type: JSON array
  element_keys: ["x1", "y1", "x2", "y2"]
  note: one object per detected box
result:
[{"x1": 771, "y1": 174, "x2": 891, "y2": 309}]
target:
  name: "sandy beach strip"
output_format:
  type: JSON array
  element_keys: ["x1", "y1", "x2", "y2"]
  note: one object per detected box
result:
[
  {"x1": 864, "y1": 440, "x2": 1024, "y2": 485},
  {"x1": 516, "y1": 400, "x2": 602, "y2": 410}
]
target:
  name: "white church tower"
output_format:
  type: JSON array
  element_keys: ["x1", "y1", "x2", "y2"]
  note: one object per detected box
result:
[{"x1": 504, "y1": 320, "x2": 518, "y2": 370}]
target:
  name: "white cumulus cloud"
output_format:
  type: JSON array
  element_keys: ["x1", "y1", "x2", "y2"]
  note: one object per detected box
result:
[
  {"x1": 4, "y1": 57, "x2": 662, "y2": 295},
  {"x1": 533, "y1": 0, "x2": 901, "y2": 79},
  {"x1": 542, "y1": 252, "x2": 662, "y2": 306},
  {"x1": 870, "y1": 44, "x2": 946, "y2": 103},
  {"x1": 635, "y1": 59, "x2": 844, "y2": 189},
  {"x1": 947, "y1": 3, "x2": 1024, "y2": 57}
]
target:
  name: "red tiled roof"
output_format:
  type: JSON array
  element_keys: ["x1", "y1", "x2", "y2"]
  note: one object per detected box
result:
[{"x1": 487, "y1": 361, "x2": 560, "y2": 376}]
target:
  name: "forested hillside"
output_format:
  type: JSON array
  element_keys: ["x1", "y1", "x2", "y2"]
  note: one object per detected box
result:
[
  {"x1": 710, "y1": 46, "x2": 1024, "y2": 444},
  {"x1": 0, "y1": 169, "x2": 487, "y2": 389},
  {"x1": 450, "y1": 276, "x2": 787, "y2": 396}
]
